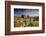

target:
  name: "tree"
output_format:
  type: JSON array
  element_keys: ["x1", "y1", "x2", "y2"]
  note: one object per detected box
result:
[
  {"x1": 27, "y1": 15, "x2": 29, "y2": 18},
  {"x1": 21, "y1": 15, "x2": 24, "y2": 18}
]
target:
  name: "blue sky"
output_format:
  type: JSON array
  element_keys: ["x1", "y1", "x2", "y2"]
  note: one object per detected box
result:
[{"x1": 14, "y1": 8, "x2": 39, "y2": 17}]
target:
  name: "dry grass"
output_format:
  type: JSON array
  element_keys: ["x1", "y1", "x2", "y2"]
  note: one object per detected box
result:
[{"x1": 14, "y1": 16, "x2": 39, "y2": 27}]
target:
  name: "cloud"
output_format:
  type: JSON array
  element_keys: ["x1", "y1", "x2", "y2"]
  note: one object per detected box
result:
[{"x1": 14, "y1": 9, "x2": 39, "y2": 17}]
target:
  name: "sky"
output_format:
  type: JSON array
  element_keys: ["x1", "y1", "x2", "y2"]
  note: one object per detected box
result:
[{"x1": 14, "y1": 8, "x2": 39, "y2": 17}]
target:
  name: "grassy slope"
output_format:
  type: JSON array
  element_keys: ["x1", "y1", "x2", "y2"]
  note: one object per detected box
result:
[{"x1": 14, "y1": 16, "x2": 39, "y2": 27}]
